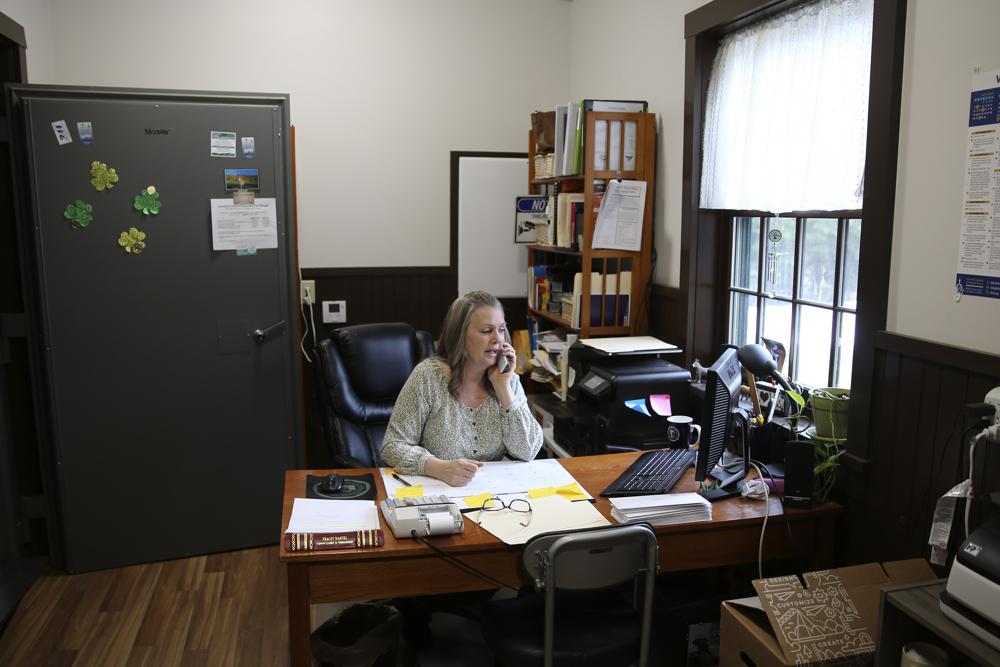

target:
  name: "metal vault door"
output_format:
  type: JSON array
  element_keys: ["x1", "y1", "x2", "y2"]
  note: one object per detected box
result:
[{"x1": 10, "y1": 86, "x2": 301, "y2": 571}]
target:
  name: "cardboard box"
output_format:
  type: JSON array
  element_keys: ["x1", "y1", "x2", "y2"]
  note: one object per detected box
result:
[{"x1": 720, "y1": 560, "x2": 935, "y2": 667}]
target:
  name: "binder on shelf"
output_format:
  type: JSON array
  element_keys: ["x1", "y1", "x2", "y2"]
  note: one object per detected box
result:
[
  {"x1": 554, "y1": 104, "x2": 568, "y2": 177},
  {"x1": 556, "y1": 193, "x2": 584, "y2": 248},
  {"x1": 581, "y1": 100, "x2": 647, "y2": 172},
  {"x1": 570, "y1": 271, "x2": 631, "y2": 328},
  {"x1": 570, "y1": 199, "x2": 584, "y2": 250},
  {"x1": 583, "y1": 99, "x2": 649, "y2": 113},
  {"x1": 571, "y1": 101, "x2": 584, "y2": 175},
  {"x1": 563, "y1": 102, "x2": 580, "y2": 176}
]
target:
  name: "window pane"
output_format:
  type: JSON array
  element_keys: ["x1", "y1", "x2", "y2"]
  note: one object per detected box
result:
[
  {"x1": 729, "y1": 292, "x2": 757, "y2": 347},
  {"x1": 799, "y1": 218, "x2": 837, "y2": 304},
  {"x1": 835, "y1": 312, "x2": 856, "y2": 387},
  {"x1": 731, "y1": 217, "x2": 760, "y2": 290},
  {"x1": 763, "y1": 217, "x2": 795, "y2": 298},
  {"x1": 761, "y1": 298, "x2": 791, "y2": 358},
  {"x1": 795, "y1": 306, "x2": 832, "y2": 388},
  {"x1": 840, "y1": 218, "x2": 861, "y2": 309}
]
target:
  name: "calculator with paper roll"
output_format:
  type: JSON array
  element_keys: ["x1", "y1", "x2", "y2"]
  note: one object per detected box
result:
[{"x1": 379, "y1": 496, "x2": 465, "y2": 538}]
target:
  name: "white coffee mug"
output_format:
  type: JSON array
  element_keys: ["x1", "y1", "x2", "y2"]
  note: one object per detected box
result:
[{"x1": 666, "y1": 415, "x2": 701, "y2": 449}]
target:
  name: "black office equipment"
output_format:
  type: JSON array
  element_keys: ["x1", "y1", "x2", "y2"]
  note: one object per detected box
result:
[
  {"x1": 695, "y1": 347, "x2": 746, "y2": 501},
  {"x1": 783, "y1": 441, "x2": 814, "y2": 508},
  {"x1": 320, "y1": 473, "x2": 344, "y2": 494},
  {"x1": 600, "y1": 448, "x2": 696, "y2": 497},
  {"x1": 9, "y1": 85, "x2": 301, "y2": 571},
  {"x1": 576, "y1": 356, "x2": 692, "y2": 450}
]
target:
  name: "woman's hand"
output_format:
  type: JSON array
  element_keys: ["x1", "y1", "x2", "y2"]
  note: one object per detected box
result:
[
  {"x1": 487, "y1": 341, "x2": 516, "y2": 406},
  {"x1": 424, "y1": 457, "x2": 484, "y2": 487}
]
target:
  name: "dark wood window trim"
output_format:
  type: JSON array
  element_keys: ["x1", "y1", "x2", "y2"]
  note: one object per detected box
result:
[{"x1": 680, "y1": 0, "x2": 908, "y2": 462}]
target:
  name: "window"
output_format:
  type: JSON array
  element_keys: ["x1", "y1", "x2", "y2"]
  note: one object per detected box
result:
[
  {"x1": 698, "y1": 0, "x2": 873, "y2": 388},
  {"x1": 728, "y1": 215, "x2": 861, "y2": 388}
]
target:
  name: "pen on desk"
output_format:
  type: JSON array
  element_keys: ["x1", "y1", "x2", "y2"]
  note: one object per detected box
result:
[{"x1": 392, "y1": 473, "x2": 412, "y2": 487}]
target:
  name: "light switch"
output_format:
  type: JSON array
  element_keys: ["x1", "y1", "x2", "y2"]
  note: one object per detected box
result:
[{"x1": 322, "y1": 300, "x2": 346, "y2": 324}]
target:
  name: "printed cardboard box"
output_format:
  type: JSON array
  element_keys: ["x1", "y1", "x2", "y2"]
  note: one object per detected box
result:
[{"x1": 719, "y1": 559, "x2": 935, "y2": 667}]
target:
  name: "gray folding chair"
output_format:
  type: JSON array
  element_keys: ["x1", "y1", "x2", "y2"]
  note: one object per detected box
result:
[{"x1": 482, "y1": 522, "x2": 659, "y2": 667}]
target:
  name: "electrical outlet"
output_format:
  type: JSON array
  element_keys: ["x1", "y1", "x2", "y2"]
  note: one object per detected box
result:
[
  {"x1": 300, "y1": 280, "x2": 315, "y2": 305},
  {"x1": 322, "y1": 300, "x2": 346, "y2": 324},
  {"x1": 986, "y1": 386, "x2": 1000, "y2": 425}
]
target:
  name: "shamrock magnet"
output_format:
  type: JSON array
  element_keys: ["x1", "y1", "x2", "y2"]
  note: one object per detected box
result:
[
  {"x1": 89, "y1": 161, "x2": 119, "y2": 191},
  {"x1": 117, "y1": 227, "x2": 147, "y2": 254},
  {"x1": 63, "y1": 200, "x2": 93, "y2": 228},
  {"x1": 133, "y1": 186, "x2": 161, "y2": 215}
]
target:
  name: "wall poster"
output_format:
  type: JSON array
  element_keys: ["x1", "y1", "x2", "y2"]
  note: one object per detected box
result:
[{"x1": 956, "y1": 68, "x2": 1000, "y2": 300}]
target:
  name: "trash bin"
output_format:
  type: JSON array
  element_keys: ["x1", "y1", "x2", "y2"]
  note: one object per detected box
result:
[{"x1": 310, "y1": 602, "x2": 413, "y2": 667}]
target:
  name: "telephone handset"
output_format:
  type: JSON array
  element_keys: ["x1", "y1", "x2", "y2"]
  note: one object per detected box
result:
[{"x1": 496, "y1": 329, "x2": 512, "y2": 373}]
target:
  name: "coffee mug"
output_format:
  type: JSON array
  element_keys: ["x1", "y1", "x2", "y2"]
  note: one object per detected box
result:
[{"x1": 666, "y1": 415, "x2": 701, "y2": 449}]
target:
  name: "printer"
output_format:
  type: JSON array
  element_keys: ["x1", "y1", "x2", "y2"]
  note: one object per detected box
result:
[
  {"x1": 575, "y1": 356, "x2": 691, "y2": 451},
  {"x1": 940, "y1": 515, "x2": 1000, "y2": 651}
]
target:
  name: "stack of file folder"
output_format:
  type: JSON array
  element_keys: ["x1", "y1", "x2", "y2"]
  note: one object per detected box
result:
[{"x1": 609, "y1": 493, "x2": 712, "y2": 526}]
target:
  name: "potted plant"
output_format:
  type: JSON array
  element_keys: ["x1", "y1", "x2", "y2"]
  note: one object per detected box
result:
[{"x1": 784, "y1": 387, "x2": 848, "y2": 503}]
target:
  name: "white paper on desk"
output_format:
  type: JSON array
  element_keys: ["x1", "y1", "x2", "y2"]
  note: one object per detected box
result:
[
  {"x1": 592, "y1": 179, "x2": 645, "y2": 251},
  {"x1": 381, "y1": 459, "x2": 592, "y2": 503},
  {"x1": 210, "y1": 198, "x2": 278, "y2": 251},
  {"x1": 470, "y1": 494, "x2": 610, "y2": 545},
  {"x1": 285, "y1": 498, "x2": 379, "y2": 534}
]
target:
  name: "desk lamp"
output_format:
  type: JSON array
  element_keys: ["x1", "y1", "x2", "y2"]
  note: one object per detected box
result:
[{"x1": 737, "y1": 343, "x2": 796, "y2": 424}]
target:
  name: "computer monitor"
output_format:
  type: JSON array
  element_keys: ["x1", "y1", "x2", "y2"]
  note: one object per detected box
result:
[{"x1": 695, "y1": 347, "x2": 744, "y2": 484}]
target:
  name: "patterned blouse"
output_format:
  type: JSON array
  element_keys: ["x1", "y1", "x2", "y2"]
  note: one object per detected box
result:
[{"x1": 381, "y1": 358, "x2": 544, "y2": 475}]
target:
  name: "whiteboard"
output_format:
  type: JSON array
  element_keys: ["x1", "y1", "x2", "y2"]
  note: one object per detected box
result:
[{"x1": 457, "y1": 155, "x2": 529, "y2": 298}]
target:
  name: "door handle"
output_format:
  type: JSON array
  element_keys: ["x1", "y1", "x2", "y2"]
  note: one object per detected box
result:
[{"x1": 252, "y1": 320, "x2": 287, "y2": 344}]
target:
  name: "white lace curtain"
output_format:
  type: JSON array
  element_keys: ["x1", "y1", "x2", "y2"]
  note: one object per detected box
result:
[{"x1": 699, "y1": 0, "x2": 874, "y2": 213}]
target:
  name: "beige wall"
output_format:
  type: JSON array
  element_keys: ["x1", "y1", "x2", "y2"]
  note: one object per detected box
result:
[
  {"x1": 568, "y1": 0, "x2": 704, "y2": 289},
  {"x1": 889, "y1": 0, "x2": 1000, "y2": 355},
  {"x1": 3, "y1": 0, "x2": 573, "y2": 268},
  {"x1": 2, "y1": 0, "x2": 55, "y2": 81},
  {"x1": 6, "y1": 0, "x2": 996, "y2": 355}
]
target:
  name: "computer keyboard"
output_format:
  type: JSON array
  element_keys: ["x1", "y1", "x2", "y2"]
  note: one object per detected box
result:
[{"x1": 600, "y1": 448, "x2": 696, "y2": 497}]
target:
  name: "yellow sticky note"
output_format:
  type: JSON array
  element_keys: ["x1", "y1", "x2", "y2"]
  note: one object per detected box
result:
[
  {"x1": 528, "y1": 486, "x2": 556, "y2": 499},
  {"x1": 554, "y1": 482, "x2": 588, "y2": 501},
  {"x1": 394, "y1": 485, "x2": 424, "y2": 499},
  {"x1": 463, "y1": 493, "x2": 493, "y2": 509}
]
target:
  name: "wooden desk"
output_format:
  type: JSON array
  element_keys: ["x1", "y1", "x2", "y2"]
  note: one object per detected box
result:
[{"x1": 280, "y1": 451, "x2": 841, "y2": 667}]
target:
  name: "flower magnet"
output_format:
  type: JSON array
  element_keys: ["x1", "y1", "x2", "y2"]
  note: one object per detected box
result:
[
  {"x1": 63, "y1": 200, "x2": 93, "y2": 228},
  {"x1": 117, "y1": 227, "x2": 147, "y2": 254},
  {"x1": 133, "y1": 186, "x2": 161, "y2": 215},
  {"x1": 89, "y1": 161, "x2": 119, "y2": 191}
]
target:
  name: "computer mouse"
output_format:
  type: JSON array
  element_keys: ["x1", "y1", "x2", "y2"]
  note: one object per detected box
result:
[{"x1": 319, "y1": 473, "x2": 343, "y2": 494}]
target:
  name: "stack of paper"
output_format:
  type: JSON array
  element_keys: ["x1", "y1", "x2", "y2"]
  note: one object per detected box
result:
[{"x1": 609, "y1": 493, "x2": 712, "y2": 526}]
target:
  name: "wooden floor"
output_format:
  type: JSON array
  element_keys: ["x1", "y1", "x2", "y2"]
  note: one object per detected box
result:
[{"x1": 0, "y1": 546, "x2": 289, "y2": 667}]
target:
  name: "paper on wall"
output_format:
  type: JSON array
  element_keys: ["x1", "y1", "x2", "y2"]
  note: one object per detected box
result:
[
  {"x1": 210, "y1": 198, "x2": 278, "y2": 251},
  {"x1": 592, "y1": 179, "x2": 646, "y2": 251}
]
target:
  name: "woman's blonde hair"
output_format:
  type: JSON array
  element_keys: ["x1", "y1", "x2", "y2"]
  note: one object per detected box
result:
[{"x1": 437, "y1": 290, "x2": 504, "y2": 398}]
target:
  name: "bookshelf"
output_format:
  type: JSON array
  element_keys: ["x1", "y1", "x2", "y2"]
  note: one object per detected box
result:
[{"x1": 527, "y1": 109, "x2": 656, "y2": 339}]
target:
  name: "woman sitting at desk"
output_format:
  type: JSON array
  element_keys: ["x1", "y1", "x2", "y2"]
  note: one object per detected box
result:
[{"x1": 382, "y1": 290, "x2": 543, "y2": 486}]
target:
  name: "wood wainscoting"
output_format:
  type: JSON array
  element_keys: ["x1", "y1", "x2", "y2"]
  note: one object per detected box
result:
[
  {"x1": 839, "y1": 332, "x2": 1000, "y2": 565},
  {"x1": 650, "y1": 284, "x2": 685, "y2": 351}
]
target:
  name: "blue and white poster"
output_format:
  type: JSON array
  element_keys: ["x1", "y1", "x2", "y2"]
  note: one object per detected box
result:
[{"x1": 956, "y1": 69, "x2": 1000, "y2": 300}]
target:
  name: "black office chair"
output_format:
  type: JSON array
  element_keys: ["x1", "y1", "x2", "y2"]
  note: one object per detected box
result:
[
  {"x1": 481, "y1": 523, "x2": 659, "y2": 667},
  {"x1": 314, "y1": 322, "x2": 435, "y2": 468}
]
